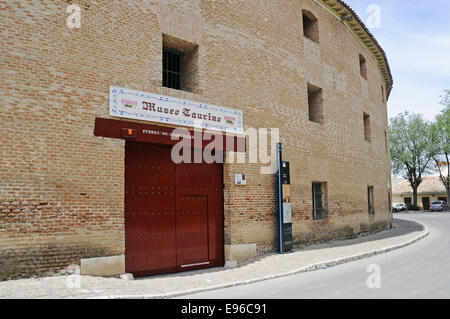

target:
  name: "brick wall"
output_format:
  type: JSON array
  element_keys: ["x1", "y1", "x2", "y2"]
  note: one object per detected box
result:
[{"x1": 0, "y1": 0, "x2": 392, "y2": 279}]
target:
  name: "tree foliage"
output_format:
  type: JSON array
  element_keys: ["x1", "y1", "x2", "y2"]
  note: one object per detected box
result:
[
  {"x1": 390, "y1": 90, "x2": 450, "y2": 206},
  {"x1": 430, "y1": 90, "x2": 450, "y2": 199},
  {"x1": 389, "y1": 112, "x2": 435, "y2": 206},
  {"x1": 440, "y1": 89, "x2": 450, "y2": 108}
]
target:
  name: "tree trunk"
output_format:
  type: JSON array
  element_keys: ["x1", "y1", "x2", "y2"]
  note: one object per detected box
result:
[
  {"x1": 447, "y1": 188, "x2": 450, "y2": 207},
  {"x1": 413, "y1": 187, "x2": 418, "y2": 208}
]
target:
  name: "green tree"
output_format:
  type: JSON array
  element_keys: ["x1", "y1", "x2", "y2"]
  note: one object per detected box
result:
[
  {"x1": 430, "y1": 90, "x2": 450, "y2": 202},
  {"x1": 440, "y1": 89, "x2": 450, "y2": 107},
  {"x1": 390, "y1": 112, "x2": 435, "y2": 207}
]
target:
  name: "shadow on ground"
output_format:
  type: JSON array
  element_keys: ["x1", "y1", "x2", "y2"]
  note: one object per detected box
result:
[
  {"x1": 296, "y1": 218, "x2": 424, "y2": 251},
  {"x1": 135, "y1": 218, "x2": 424, "y2": 281}
]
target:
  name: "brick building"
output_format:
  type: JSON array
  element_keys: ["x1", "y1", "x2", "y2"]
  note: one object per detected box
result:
[{"x1": 0, "y1": 0, "x2": 393, "y2": 279}]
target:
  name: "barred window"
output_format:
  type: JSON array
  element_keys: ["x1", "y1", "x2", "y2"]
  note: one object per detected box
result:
[
  {"x1": 312, "y1": 182, "x2": 327, "y2": 220},
  {"x1": 162, "y1": 34, "x2": 199, "y2": 93},
  {"x1": 163, "y1": 47, "x2": 182, "y2": 90}
]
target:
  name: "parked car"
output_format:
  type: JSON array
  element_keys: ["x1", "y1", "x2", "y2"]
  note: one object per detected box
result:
[
  {"x1": 430, "y1": 201, "x2": 448, "y2": 212},
  {"x1": 393, "y1": 203, "x2": 408, "y2": 213}
]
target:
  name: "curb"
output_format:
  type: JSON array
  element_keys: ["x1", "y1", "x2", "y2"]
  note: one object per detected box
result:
[{"x1": 93, "y1": 225, "x2": 429, "y2": 299}]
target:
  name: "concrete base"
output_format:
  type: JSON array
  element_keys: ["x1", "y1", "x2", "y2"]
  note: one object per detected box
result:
[
  {"x1": 224, "y1": 261, "x2": 238, "y2": 269},
  {"x1": 120, "y1": 273, "x2": 134, "y2": 281},
  {"x1": 80, "y1": 255, "x2": 125, "y2": 277},
  {"x1": 225, "y1": 243, "x2": 257, "y2": 263}
]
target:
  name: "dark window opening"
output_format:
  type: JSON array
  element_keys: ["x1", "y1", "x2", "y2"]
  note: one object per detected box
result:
[
  {"x1": 312, "y1": 182, "x2": 327, "y2": 220},
  {"x1": 388, "y1": 191, "x2": 391, "y2": 212},
  {"x1": 385, "y1": 130, "x2": 388, "y2": 154},
  {"x1": 359, "y1": 54, "x2": 367, "y2": 79},
  {"x1": 368, "y1": 186, "x2": 375, "y2": 214},
  {"x1": 163, "y1": 48, "x2": 182, "y2": 90},
  {"x1": 363, "y1": 112, "x2": 371, "y2": 142},
  {"x1": 162, "y1": 34, "x2": 199, "y2": 93},
  {"x1": 422, "y1": 197, "x2": 430, "y2": 210},
  {"x1": 308, "y1": 83, "x2": 324, "y2": 124},
  {"x1": 303, "y1": 10, "x2": 319, "y2": 43}
]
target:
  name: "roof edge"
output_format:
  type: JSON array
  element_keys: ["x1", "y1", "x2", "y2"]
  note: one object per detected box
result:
[{"x1": 315, "y1": 0, "x2": 393, "y2": 99}]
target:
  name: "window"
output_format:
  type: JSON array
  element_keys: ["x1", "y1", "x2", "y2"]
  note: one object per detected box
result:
[
  {"x1": 307, "y1": 83, "x2": 323, "y2": 124},
  {"x1": 312, "y1": 182, "x2": 327, "y2": 220},
  {"x1": 422, "y1": 197, "x2": 430, "y2": 210},
  {"x1": 363, "y1": 112, "x2": 371, "y2": 142},
  {"x1": 381, "y1": 84, "x2": 385, "y2": 103},
  {"x1": 302, "y1": 10, "x2": 319, "y2": 43},
  {"x1": 388, "y1": 191, "x2": 391, "y2": 212},
  {"x1": 359, "y1": 54, "x2": 367, "y2": 79},
  {"x1": 163, "y1": 47, "x2": 182, "y2": 90},
  {"x1": 404, "y1": 197, "x2": 412, "y2": 206},
  {"x1": 162, "y1": 34, "x2": 198, "y2": 92},
  {"x1": 368, "y1": 186, "x2": 375, "y2": 214},
  {"x1": 384, "y1": 131, "x2": 388, "y2": 154},
  {"x1": 438, "y1": 197, "x2": 448, "y2": 203}
]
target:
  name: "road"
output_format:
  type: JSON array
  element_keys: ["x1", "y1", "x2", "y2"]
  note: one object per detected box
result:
[{"x1": 180, "y1": 213, "x2": 450, "y2": 299}]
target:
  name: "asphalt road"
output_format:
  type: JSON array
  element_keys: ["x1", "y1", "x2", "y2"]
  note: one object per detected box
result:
[{"x1": 181, "y1": 213, "x2": 450, "y2": 299}]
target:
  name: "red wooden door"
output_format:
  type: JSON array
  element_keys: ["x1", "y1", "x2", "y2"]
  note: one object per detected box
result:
[
  {"x1": 177, "y1": 195, "x2": 209, "y2": 268},
  {"x1": 125, "y1": 142, "x2": 224, "y2": 276},
  {"x1": 125, "y1": 142, "x2": 177, "y2": 276}
]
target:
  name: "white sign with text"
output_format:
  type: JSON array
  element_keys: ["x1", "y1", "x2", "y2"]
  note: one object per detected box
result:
[{"x1": 109, "y1": 86, "x2": 244, "y2": 134}]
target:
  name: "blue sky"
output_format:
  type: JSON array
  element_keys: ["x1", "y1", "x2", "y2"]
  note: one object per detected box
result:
[{"x1": 344, "y1": 0, "x2": 450, "y2": 121}]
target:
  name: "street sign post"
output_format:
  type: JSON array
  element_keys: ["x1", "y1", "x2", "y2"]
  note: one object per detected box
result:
[{"x1": 277, "y1": 143, "x2": 293, "y2": 253}]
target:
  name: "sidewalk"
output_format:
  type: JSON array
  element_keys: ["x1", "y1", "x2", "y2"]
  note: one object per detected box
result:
[{"x1": 0, "y1": 218, "x2": 428, "y2": 299}]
